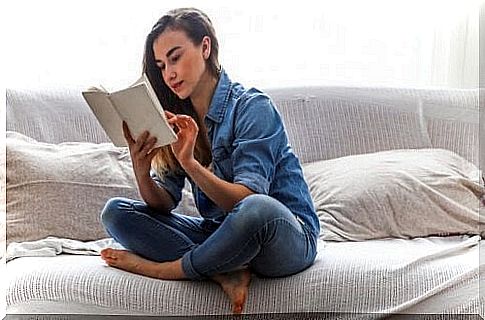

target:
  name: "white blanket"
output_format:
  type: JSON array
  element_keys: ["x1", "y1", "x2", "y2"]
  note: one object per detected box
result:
[{"x1": 6, "y1": 237, "x2": 125, "y2": 262}]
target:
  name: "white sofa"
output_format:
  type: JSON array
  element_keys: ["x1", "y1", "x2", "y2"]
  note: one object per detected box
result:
[{"x1": 3, "y1": 84, "x2": 484, "y2": 319}]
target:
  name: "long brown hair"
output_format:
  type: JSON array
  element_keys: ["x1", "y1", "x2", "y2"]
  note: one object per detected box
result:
[{"x1": 143, "y1": 8, "x2": 220, "y2": 174}]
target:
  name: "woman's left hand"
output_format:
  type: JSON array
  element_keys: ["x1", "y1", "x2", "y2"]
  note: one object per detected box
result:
[{"x1": 165, "y1": 111, "x2": 199, "y2": 167}]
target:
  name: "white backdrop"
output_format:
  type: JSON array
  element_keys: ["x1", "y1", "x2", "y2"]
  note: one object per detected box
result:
[{"x1": 4, "y1": 0, "x2": 481, "y2": 89}]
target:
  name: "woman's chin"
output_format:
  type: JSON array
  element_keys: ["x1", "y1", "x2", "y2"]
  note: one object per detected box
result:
[{"x1": 173, "y1": 89, "x2": 189, "y2": 100}]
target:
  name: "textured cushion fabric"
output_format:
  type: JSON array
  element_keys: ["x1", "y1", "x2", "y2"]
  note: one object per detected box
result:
[
  {"x1": 274, "y1": 95, "x2": 431, "y2": 164},
  {"x1": 302, "y1": 148, "x2": 484, "y2": 241},
  {"x1": 7, "y1": 86, "x2": 478, "y2": 166},
  {"x1": 4, "y1": 132, "x2": 141, "y2": 245},
  {"x1": 5, "y1": 236, "x2": 482, "y2": 315},
  {"x1": 266, "y1": 86, "x2": 478, "y2": 165},
  {"x1": 6, "y1": 87, "x2": 110, "y2": 144},
  {"x1": 427, "y1": 119, "x2": 479, "y2": 168},
  {"x1": 418, "y1": 88, "x2": 479, "y2": 166}
]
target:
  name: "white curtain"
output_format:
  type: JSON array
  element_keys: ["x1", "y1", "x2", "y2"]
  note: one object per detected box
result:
[
  {"x1": 4, "y1": 0, "x2": 481, "y2": 89},
  {"x1": 425, "y1": 0, "x2": 479, "y2": 88}
]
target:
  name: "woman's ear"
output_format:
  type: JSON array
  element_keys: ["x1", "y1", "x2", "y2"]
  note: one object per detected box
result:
[{"x1": 202, "y1": 36, "x2": 211, "y2": 60}]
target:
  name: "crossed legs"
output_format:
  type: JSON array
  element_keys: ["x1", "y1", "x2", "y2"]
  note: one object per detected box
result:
[{"x1": 100, "y1": 194, "x2": 316, "y2": 314}]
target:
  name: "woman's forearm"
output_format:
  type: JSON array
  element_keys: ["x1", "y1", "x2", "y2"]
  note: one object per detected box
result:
[
  {"x1": 182, "y1": 159, "x2": 254, "y2": 212},
  {"x1": 135, "y1": 172, "x2": 175, "y2": 213}
]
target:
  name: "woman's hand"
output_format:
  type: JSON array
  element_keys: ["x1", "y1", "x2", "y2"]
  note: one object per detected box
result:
[
  {"x1": 122, "y1": 121, "x2": 159, "y2": 178},
  {"x1": 165, "y1": 111, "x2": 199, "y2": 168}
]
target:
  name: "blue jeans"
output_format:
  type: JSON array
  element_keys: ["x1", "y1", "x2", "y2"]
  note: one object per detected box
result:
[{"x1": 101, "y1": 194, "x2": 318, "y2": 280}]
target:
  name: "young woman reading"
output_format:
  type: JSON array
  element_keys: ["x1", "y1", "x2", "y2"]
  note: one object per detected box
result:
[{"x1": 99, "y1": 7, "x2": 319, "y2": 314}]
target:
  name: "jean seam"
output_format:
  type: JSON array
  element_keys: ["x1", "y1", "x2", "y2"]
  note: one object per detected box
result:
[
  {"x1": 181, "y1": 250, "x2": 203, "y2": 280},
  {"x1": 212, "y1": 216, "x2": 307, "y2": 272}
]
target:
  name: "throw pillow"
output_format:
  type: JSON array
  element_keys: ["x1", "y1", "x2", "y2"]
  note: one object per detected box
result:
[
  {"x1": 4, "y1": 132, "x2": 141, "y2": 246},
  {"x1": 302, "y1": 148, "x2": 484, "y2": 241}
]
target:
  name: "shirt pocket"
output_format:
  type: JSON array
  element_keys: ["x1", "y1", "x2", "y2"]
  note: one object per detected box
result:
[{"x1": 212, "y1": 146, "x2": 234, "y2": 182}]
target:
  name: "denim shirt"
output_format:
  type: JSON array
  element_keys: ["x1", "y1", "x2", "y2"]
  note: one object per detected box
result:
[{"x1": 151, "y1": 69, "x2": 320, "y2": 236}]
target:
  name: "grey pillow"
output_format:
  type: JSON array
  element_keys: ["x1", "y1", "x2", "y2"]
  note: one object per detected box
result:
[
  {"x1": 302, "y1": 148, "x2": 484, "y2": 241},
  {"x1": 3, "y1": 132, "x2": 141, "y2": 246}
]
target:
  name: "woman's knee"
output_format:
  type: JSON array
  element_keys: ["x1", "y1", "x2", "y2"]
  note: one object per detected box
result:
[
  {"x1": 231, "y1": 194, "x2": 286, "y2": 227},
  {"x1": 100, "y1": 197, "x2": 133, "y2": 229}
]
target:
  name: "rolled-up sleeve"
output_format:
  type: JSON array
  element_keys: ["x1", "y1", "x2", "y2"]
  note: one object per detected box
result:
[
  {"x1": 150, "y1": 168, "x2": 186, "y2": 207},
  {"x1": 232, "y1": 93, "x2": 285, "y2": 195}
]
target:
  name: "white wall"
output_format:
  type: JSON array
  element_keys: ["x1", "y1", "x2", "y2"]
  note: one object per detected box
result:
[{"x1": 4, "y1": 0, "x2": 481, "y2": 90}]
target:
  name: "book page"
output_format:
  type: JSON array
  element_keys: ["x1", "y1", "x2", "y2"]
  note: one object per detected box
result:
[
  {"x1": 82, "y1": 91, "x2": 127, "y2": 147},
  {"x1": 109, "y1": 83, "x2": 177, "y2": 148}
]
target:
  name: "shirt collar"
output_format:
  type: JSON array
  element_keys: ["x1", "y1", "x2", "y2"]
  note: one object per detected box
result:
[{"x1": 205, "y1": 67, "x2": 231, "y2": 124}]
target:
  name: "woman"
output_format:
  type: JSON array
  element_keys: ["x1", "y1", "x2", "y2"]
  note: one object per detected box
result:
[{"x1": 100, "y1": 7, "x2": 319, "y2": 314}]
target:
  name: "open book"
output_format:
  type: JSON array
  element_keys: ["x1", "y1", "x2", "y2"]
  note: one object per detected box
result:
[{"x1": 82, "y1": 74, "x2": 177, "y2": 148}]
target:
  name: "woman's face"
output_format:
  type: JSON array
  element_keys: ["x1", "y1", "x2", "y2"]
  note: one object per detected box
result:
[{"x1": 153, "y1": 29, "x2": 209, "y2": 100}]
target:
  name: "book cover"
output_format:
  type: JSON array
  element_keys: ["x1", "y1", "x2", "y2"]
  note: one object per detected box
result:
[{"x1": 82, "y1": 74, "x2": 177, "y2": 148}]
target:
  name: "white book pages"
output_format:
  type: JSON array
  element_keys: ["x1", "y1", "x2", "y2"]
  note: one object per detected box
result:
[{"x1": 82, "y1": 75, "x2": 177, "y2": 148}]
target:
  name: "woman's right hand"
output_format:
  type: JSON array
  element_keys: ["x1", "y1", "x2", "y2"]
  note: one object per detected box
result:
[{"x1": 122, "y1": 121, "x2": 159, "y2": 177}]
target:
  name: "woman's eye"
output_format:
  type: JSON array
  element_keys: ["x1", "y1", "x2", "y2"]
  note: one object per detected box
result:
[{"x1": 171, "y1": 55, "x2": 180, "y2": 63}]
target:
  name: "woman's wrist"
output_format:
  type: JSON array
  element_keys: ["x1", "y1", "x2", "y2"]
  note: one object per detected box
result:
[{"x1": 180, "y1": 158, "x2": 200, "y2": 174}]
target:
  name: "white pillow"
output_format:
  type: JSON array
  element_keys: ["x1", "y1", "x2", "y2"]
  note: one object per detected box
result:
[
  {"x1": 3, "y1": 132, "x2": 141, "y2": 246},
  {"x1": 302, "y1": 148, "x2": 484, "y2": 241}
]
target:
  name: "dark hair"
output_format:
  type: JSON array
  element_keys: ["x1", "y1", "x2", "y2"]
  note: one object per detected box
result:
[
  {"x1": 143, "y1": 7, "x2": 220, "y2": 116},
  {"x1": 144, "y1": 8, "x2": 219, "y2": 172}
]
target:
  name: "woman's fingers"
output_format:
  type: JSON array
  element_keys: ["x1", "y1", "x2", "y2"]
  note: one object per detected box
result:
[
  {"x1": 125, "y1": 128, "x2": 157, "y2": 160},
  {"x1": 122, "y1": 121, "x2": 135, "y2": 145},
  {"x1": 124, "y1": 122, "x2": 161, "y2": 155},
  {"x1": 140, "y1": 136, "x2": 157, "y2": 156},
  {"x1": 166, "y1": 114, "x2": 198, "y2": 132},
  {"x1": 135, "y1": 131, "x2": 150, "y2": 151},
  {"x1": 165, "y1": 110, "x2": 176, "y2": 119},
  {"x1": 176, "y1": 115, "x2": 198, "y2": 130}
]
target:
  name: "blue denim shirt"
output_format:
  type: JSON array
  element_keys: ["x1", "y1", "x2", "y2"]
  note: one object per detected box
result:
[{"x1": 151, "y1": 69, "x2": 320, "y2": 236}]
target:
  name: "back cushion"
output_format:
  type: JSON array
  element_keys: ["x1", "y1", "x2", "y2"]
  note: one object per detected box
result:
[
  {"x1": 4, "y1": 132, "x2": 140, "y2": 246},
  {"x1": 6, "y1": 87, "x2": 109, "y2": 144},
  {"x1": 268, "y1": 87, "x2": 432, "y2": 164},
  {"x1": 267, "y1": 86, "x2": 478, "y2": 165},
  {"x1": 419, "y1": 89, "x2": 479, "y2": 166},
  {"x1": 7, "y1": 85, "x2": 478, "y2": 166}
]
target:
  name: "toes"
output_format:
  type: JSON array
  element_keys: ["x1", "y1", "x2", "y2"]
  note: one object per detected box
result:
[
  {"x1": 233, "y1": 291, "x2": 247, "y2": 314},
  {"x1": 103, "y1": 259, "x2": 117, "y2": 266},
  {"x1": 101, "y1": 248, "x2": 115, "y2": 258},
  {"x1": 233, "y1": 304, "x2": 243, "y2": 314},
  {"x1": 232, "y1": 296, "x2": 246, "y2": 314},
  {"x1": 100, "y1": 253, "x2": 117, "y2": 264},
  {"x1": 101, "y1": 248, "x2": 128, "y2": 259},
  {"x1": 100, "y1": 248, "x2": 122, "y2": 266}
]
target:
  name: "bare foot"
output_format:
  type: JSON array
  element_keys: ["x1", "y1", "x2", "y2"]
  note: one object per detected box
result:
[
  {"x1": 212, "y1": 269, "x2": 252, "y2": 314},
  {"x1": 100, "y1": 248, "x2": 185, "y2": 280}
]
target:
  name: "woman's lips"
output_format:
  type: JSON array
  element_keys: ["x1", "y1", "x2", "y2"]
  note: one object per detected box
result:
[{"x1": 172, "y1": 81, "x2": 183, "y2": 92}]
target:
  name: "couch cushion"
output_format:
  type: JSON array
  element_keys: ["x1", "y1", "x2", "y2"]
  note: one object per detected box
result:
[
  {"x1": 6, "y1": 87, "x2": 109, "y2": 144},
  {"x1": 267, "y1": 86, "x2": 478, "y2": 165},
  {"x1": 5, "y1": 236, "x2": 482, "y2": 315},
  {"x1": 4, "y1": 132, "x2": 140, "y2": 246},
  {"x1": 302, "y1": 148, "x2": 484, "y2": 241},
  {"x1": 268, "y1": 87, "x2": 432, "y2": 164}
]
